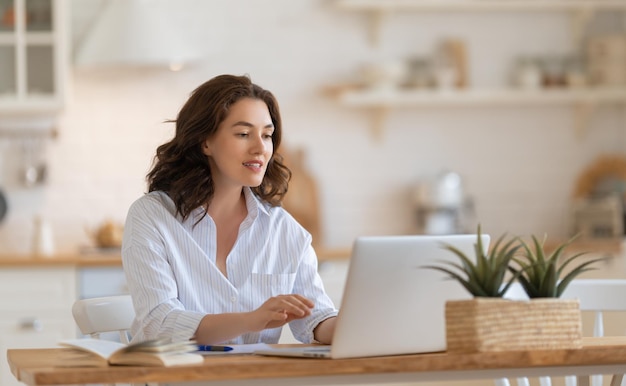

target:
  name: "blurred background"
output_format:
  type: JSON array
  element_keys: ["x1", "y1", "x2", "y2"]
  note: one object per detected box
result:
[
  {"x1": 1, "y1": 2, "x2": 626, "y2": 384},
  {"x1": 0, "y1": 0, "x2": 625, "y2": 255}
]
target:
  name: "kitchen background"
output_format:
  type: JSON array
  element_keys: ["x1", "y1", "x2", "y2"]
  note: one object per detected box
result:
[
  {"x1": 0, "y1": 2, "x2": 625, "y2": 386},
  {"x1": 0, "y1": 0, "x2": 625, "y2": 254}
]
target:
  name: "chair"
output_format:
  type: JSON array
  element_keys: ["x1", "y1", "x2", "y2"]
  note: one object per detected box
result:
[
  {"x1": 72, "y1": 295, "x2": 138, "y2": 386},
  {"x1": 497, "y1": 279, "x2": 626, "y2": 386},
  {"x1": 72, "y1": 295, "x2": 135, "y2": 344}
]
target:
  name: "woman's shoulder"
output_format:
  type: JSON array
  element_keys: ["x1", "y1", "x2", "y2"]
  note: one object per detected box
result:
[
  {"x1": 247, "y1": 189, "x2": 306, "y2": 231},
  {"x1": 268, "y1": 203, "x2": 311, "y2": 237},
  {"x1": 128, "y1": 191, "x2": 177, "y2": 216}
]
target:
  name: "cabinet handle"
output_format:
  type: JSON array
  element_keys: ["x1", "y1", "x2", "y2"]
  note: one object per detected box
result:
[{"x1": 19, "y1": 318, "x2": 43, "y2": 332}]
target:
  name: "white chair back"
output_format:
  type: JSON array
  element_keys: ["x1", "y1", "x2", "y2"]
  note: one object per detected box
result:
[
  {"x1": 497, "y1": 279, "x2": 626, "y2": 386},
  {"x1": 72, "y1": 295, "x2": 135, "y2": 344}
]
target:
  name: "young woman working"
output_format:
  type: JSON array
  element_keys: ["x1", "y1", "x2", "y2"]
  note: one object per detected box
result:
[{"x1": 121, "y1": 74, "x2": 337, "y2": 345}]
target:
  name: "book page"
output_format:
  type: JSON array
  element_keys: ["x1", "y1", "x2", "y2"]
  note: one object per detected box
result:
[
  {"x1": 59, "y1": 339, "x2": 204, "y2": 367},
  {"x1": 60, "y1": 339, "x2": 126, "y2": 359},
  {"x1": 109, "y1": 351, "x2": 204, "y2": 367}
]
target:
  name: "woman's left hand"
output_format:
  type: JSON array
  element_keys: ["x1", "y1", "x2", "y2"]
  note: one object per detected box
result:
[{"x1": 250, "y1": 294, "x2": 314, "y2": 330}]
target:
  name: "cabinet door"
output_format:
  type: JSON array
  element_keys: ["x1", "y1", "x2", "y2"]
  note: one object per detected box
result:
[
  {"x1": 0, "y1": 317, "x2": 75, "y2": 386},
  {"x1": 0, "y1": 0, "x2": 66, "y2": 113},
  {"x1": 0, "y1": 0, "x2": 17, "y2": 97},
  {"x1": 0, "y1": 267, "x2": 77, "y2": 386},
  {"x1": 0, "y1": 267, "x2": 76, "y2": 311}
]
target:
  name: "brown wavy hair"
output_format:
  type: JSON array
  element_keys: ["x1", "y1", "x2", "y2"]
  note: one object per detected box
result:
[{"x1": 147, "y1": 74, "x2": 291, "y2": 221}]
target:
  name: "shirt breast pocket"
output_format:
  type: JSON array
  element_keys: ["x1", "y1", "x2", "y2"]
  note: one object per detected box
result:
[{"x1": 249, "y1": 273, "x2": 296, "y2": 298}]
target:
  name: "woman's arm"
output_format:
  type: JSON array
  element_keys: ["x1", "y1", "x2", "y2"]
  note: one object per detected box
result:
[
  {"x1": 313, "y1": 316, "x2": 337, "y2": 344},
  {"x1": 194, "y1": 294, "x2": 314, "y2": 344},
  {"x1": 288, "y1": 243, "x2": 339, "y2": 343}
]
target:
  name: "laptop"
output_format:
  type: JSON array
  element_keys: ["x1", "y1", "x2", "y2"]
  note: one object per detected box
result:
[{"x1": 255, "y1": 233, "x2": 490, "y2": 359}]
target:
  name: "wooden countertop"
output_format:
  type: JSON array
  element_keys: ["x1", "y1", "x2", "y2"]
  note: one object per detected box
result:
[
  {"x1": 0, "y1": 254, "x2": 123, "y2": 267},
  {"x1": 542, "y1": 238, "x2": 624, "y2": 255},
  {"x1": 8, "y1": 337, "x2": 626, "y2": 386},
  {"x1": 0, "y1": 238, "x2": 621, "y2": 268},
  {"x1": 0, "y1": 247, "x2": 353, "y2": 267}
]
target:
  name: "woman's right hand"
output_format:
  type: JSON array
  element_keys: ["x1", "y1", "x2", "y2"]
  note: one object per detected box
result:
[{"x1": 250, "y1": 294, "x2": 314, "y2": 330}]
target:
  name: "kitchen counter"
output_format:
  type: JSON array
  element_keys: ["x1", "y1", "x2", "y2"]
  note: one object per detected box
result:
[
  {"x1": 542, "y1": 237, "x2": 624, "y2": 255},
  {"x1": 0, "y1": 238, "x2": 621, "y2": 268},
  {"x1": 0, "y1": 247, "x2": 353, "y2": 268},
  {"x1": 0, "y1": 254, "x2": 122, "y2": 267}
]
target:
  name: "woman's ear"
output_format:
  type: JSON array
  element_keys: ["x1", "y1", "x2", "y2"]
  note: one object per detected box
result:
[{"x1": 202, "y1": 140, "x2": 212, "y2": 156}]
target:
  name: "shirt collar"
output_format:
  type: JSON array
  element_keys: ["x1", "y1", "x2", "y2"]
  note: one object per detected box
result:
[
  {"x1": 240, "y1": 187, "x2": 270, "y2": 231},
  {"x1": 188, "y1": 187, "x2": 270, "y2": 225},
  {"x1": 243, "y1": 187, "x2": 270, "y2": 218}
]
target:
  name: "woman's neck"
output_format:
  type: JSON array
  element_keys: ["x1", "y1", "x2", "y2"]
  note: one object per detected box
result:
[{"x1": 207, "y1": 187, "x2": 246, "y2": 219}]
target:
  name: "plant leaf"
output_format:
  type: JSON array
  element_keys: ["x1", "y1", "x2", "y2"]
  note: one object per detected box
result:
[
  {"x1": 556, "y1": 257, "x2": 605, "y2": 296},
  {"x1": 421, "y1": 265, "x2": 489, "y2": 297},
  {"x1": 556, "y1": 252, "x2": 590, "y2": 276}
]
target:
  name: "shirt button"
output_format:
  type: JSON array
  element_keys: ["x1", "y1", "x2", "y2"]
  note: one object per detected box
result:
[{"x1": 230, "y1": 296, "x2": 237, "y2": 303}]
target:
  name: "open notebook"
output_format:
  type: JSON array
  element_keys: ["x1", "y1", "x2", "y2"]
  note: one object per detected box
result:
[{"x1": 255, "y1": 234, "x2": 490, "y2": 359}]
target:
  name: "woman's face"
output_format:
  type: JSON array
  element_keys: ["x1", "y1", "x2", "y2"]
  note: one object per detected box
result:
[{"x1": 202, "y1": 97, "x2": 274, "y2": 190}]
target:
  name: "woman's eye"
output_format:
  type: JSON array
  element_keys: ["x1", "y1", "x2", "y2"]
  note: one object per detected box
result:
[
  {"x1": 236, "y1": 133, "x2": 248, "y2": 137},
  {"x1": 263, "y1": 134, "x2": 273, "y2": 139}
]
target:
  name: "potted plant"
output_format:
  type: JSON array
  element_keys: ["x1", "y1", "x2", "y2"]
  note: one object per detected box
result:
[
  {"x1": 510, "y1": 234, "x2": 602, "y2": 298},
  {"x1": 423, "y1": 225, "x2": 521, "y2": 298},
  {"x1": 426, "y1": 226, "x2": 602, "y2": 353}
]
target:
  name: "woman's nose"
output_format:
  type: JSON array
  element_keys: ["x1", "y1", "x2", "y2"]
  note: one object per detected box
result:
[{"x1": 251, "y1": 134, "x2": 267, "y2": 154}]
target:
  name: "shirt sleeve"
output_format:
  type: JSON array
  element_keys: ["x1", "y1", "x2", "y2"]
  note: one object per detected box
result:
[
  {"x1": 288, "y1": 244, "x2": 339, "y2": 343},
  {"x1": 121, "y1": 198, "x2": 205, "y2": 343}
]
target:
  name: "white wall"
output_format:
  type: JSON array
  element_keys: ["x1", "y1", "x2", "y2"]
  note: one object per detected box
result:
[{"x1": 0, "y1": 0, "x2": 624, "y2": 254}]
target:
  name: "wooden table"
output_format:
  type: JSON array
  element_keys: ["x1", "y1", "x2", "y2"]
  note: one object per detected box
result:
[{"x1": 7, "y1": 338, "x2": 626, "y2": 386}]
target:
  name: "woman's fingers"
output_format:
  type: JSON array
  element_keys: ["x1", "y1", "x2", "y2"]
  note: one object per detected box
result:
[
  {"x1": 272, "y1": 294, "x2": 314, "y2": 317},
  {"x1": 251, "y1": 294, "x2": 315, "y2": 331}
]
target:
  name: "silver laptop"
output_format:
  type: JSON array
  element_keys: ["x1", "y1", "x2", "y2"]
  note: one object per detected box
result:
[{"x1": 255, "y1": 233, "x2": 490, "y2": 359}]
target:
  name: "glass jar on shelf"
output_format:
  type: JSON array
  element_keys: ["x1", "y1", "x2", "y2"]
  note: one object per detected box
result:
[
  {"x1": 513, "y1": 57, "x2": 542, "y2": 90},
  {"x1": 541, "y1": 56, "x2": 567, "y2": 88},
  {"x1": 564, "y1": 55, "x2": 587, "y2": 89},
  {"x1": 406, "y1": 57, "x2": 434, "y2": 89}
]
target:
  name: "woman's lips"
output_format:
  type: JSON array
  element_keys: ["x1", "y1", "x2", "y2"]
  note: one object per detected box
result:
[{"x1": 243, "y1": 161, "x2": 263, "y2": 172}]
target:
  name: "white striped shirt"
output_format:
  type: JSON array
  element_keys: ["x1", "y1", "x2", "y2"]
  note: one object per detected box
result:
[{"x1": 121, "y1": 188, "x2": 338, "y2": 344}]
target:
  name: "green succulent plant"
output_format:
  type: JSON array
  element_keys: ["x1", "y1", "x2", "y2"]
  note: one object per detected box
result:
[
  {"x1": 423, "y1": 225, "x2": 522, "y2": 297},
  {"x1": 509, "y1": 234, "x2": 603, "y2": 298}
]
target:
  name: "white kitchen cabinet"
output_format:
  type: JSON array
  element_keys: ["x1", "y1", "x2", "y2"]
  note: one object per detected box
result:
[
  {"x1": 0, "y1": 0, "x2": 67, "y2": 116},
  {"x1": 0, "y1": 267, "x2": 76, "y2": 386},
  {"x1": 78, "y1": 266, "x2": 128, "y2": 299}
]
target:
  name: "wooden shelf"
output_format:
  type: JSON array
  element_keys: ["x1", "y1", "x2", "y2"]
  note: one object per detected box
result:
[
  {"x1": 335, "y1": 0, "x2": 626, "y2": 12},
  {"x1": 335, "y1": 87, "x2": 626, "y2": 107},
  {"x1": 335, "y1": 0, "x2": 626, "y2": 46},
  {"x1": 331, "y1": 87, "x2": 626, "y2": 138}
]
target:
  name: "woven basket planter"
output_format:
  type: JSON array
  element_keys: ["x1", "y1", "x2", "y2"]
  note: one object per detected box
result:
[{"x1": 446, "y1": 297, "x2": 583, "y2": 353}]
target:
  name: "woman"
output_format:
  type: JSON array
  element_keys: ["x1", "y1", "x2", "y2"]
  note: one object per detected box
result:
[{"x1": 122, "y1": 74, "x2": 337, "y2": 345}]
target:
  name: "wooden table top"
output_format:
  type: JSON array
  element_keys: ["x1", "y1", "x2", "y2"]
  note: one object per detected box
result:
[{"x1": 8, "y1": 337, "x2": 626, "y2": 386}]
